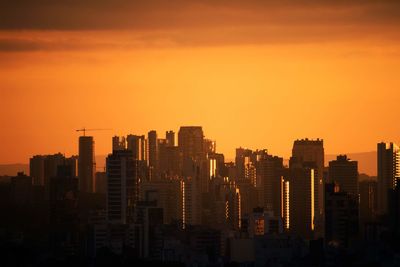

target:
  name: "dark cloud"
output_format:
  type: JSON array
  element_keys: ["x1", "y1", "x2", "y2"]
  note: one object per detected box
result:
[
  {"x1": 0, "y1": 0, "x2": 399, "y2": 51},
  {"x1": 1, "y1": 0, "x2": 400, "y2": 30}
]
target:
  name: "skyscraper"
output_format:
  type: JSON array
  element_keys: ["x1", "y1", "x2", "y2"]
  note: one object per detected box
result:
[
  {"x1": 79, "y1": 136, "x2": 96, "y2": 193},
  {"x1": 257, "y1": 154, "x2": 284, "y2": 218},
  {"x1": 148, "y1": 130, "x2": 158, "y2": 179},
  {"x1": 166, "y1": 130, "x2": 175, "y2": 147},
  {"x1": 112, "y1": 136, "x2": 126, "y2": 151},
  {"x1": 127, "y1": 134, "x2": 147, "y2": 161},
  {"x1": 106, "y1": 149, "x2": 138, "y2": 224},
  {"x1": 329, "y1": 155, "x2": 358, "y2": 196},
  {"x1": 30, "y1": 155, "x2": 45, "y2": 186},
  {"x1": 325, "y1": 183, "x2": 359, "y2": 248},
  {"x1": 377, "y1": 142, "x2": 400, "y2": 215},
  {"x1": 292, "y1": 138, "x2": 324, "y2": 236},
  {"x1": 289, "y1": 157, "x2": 316, "y2": 240},
  {"x1": 178, "y1": 126, "x2": 207, "y2": 193}
]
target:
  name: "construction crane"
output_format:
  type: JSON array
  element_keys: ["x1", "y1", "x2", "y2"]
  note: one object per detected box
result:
[{"x1": 76, "y1": 128, "x2": 112, "y2": 136}]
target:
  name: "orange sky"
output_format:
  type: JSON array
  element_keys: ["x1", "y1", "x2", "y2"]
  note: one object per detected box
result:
[{"x1": 1, "y1": 1, "x2": 400, "y2": 163}]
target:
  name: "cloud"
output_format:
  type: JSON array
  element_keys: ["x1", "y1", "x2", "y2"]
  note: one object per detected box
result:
[{"x1": 0, "y1": 0, "x2": 399, "y2": 51}]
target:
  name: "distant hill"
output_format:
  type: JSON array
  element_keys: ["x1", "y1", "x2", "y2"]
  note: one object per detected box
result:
[
  {"x1": 326, "y1": 151, "x2": 376, "y2": 177},
  {"x1": 0, "y1": 164, "x2": 29, "y2": 176}
]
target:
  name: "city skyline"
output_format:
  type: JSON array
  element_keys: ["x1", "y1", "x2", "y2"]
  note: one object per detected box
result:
[
  {"x1": 1, "y1": 1, "x2": 400, "y2": 266},
  {"x1": 1, "y1": 0, "x2": 400, "y2": 164}
]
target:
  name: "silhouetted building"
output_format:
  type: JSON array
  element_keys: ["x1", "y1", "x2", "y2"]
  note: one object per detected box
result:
[
  {"x1": 140, "y1": 179, "x2": 182, "y2": 224},
  {"x1": 10, "y1": 172, "x2": 32, "y2": 205},
  {"x1": 106, "y1": 149, "x2": 138, "y2": 224},
  {"x1": 235, "y1": 148, "x2": 254, "y2": 182},
  {"x1": 30, "y1": 153, "x2": 77, "y2": 199},
  {"x1": 166, "y1": 130, "x2": 175, "y2": 147},
  {"x1": 79, "y1": 136, "x2": 96, "y2": 193},
  {"x1": 325, "y1": 183, "x2": 359, "y2": 248},
  {"x1": 204, "y1": 139, "x2": 216, "y2": 154},
  {"x1": 127, "y1": 134, "x2": 147, "y2": 161},
  {"x1": 329, "y1": 155, "x2": 358, "y2": 196},
  {"x1": 257, "y1": 154, "x2": 284, "y2": 218},
  {"x1": 30, "y1": 155, "x2": 45, "y2": 186},
  {"x1": 292, "y1": 138, "x2": 324, "y2": 237},
  {"x1": 136, "y1": 198, "x2": 164, "y2": 259},
  {"x1": 112, "y1": 136, "x2": 126, "y2": 151},
  {"x1": 148, "y1": 130, "x2": 158, "y2": 180},
  {"x1": 289, "y1": 157, "x2": 316, "y2": 240},
  {"x1": 181, "y1": 177, "x2": 201, "y2": 227},
  {"x1": 359, "y1": 180, "x2": 378, "y2": 224},
  {"x1": 244, "y1": 208, "x2": 283, "y2": 237},
  {"x1": 178, "y1": 126, "x2": 205, "y2": 160},
  {"x1": 377, "y1": 142, "x2": 400, "y2": 215},
  {"x1": 49, "y1": 164, "x2": 79, "y2": 257},
  {"x1": 95, "y1": 171, "x2": 107, "y2": 194},
  {"x1": 237, "y1": 180, "x2": 259, "y2": 218}
]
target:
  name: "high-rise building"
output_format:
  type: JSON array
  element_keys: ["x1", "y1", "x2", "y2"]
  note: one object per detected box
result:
[
  {"x1": 325, "y1": 183, "x2": 359, "y2": 248},
  {"x1": 140, "y1": 179, "x2": 182, "y2": 224},
  {"x1": 148, "y1": 130, "x2": 158, "y2": 179},
  {"x1": 257, "y1": 154, "x2": 284, "y2": 218},
  {"x1": 289, "y1": 157, "x2": 316, "y2": 240},
  {"x1": 329, "y1": 155, "x2": 358, "y2": 196},
  {"x1": 235, "y1": 148, "x2": 253, "y2": 181},
  {"x1": 204, "y1": 139, "x2": 216, "y2": 154},
  {"x1": 166, "y1": 131, "x2": 175, "y2": 147},
  {"x1": 112, "y1": 136, "x2": 126, "y2": 151},
  {"x1": 127, "y1": 134, "x2": 147, "y2": 161},
  {"x1": 106, "y1": 149, "x2": 138, "y2": 224},
  {"x1": 292, "y1": 138, "x2": 324, "y2": 236},
  {"x1": 359, "y1": 180, "x2": 378, "y2": 227},
  {"x1": 95, "y1": 171, "x2": 107, "y2": 194},
  {"x1": 79, "y1": 136, "x2": 96, "y2": 193},
  {"x1": 30, "y1": 153, "x2": 77, "y2": 198},
  {"x1": 30, "y1": 155, "x2": 45, "y2": 186},
  {"x1": 377, "y1": 142, "x2": 400, "y2": 215},
  {"x1": 49, "y1": 164, "x2": 79, "y2": 256},
  {"x1": 178, "y1": 126, "x2": 205, "y2": 161},
  {"x1": 181, "y1": 177, "x2": 201, "y2": 227},
  {"x1": 10, "y1": 172, "x2": 33, "y2": 205},
  {"x1": 178, "y1": 126, "x2": 207, "y2": 194}
]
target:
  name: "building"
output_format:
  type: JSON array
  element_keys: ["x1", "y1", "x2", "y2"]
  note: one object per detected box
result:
[
  {"x1": 127, "y1": 134, "x2": 147, "y2": 161},
  {"x1": 135, "y1": 199, "x2": 164, "y2": 259},
  {"x1": 79, "y1": 136, "x2": 96, "y2": 193},
  {"x1": 140, "y1": 179, "x2": 182, "y2": 224},
  {"x1": 178, "y1": 126, "x2": 205, "y2": 161},
  {"x1": 166, "y1": 131, "x2": 175, "y2": 147},
  {"x1": 148, "y1": 130, "x2": 158, "y2": 180},
  {"x1": 106, "y1": 149, "x2": 138, "y2": 224},
  {"x1": 112, "y1": 136, "x2": 126, "y2": 151},
  {"x1": 257, "y1": 154, "x2": 284, "y2": 218},
  {"x1": 292, "y1": 139, "x2": 324, "y2": 237},
  {"x1": 245, "y1": 208, "x2": 284, "y2": 237},
  {"x1": 95, "y1": 171, "x2": 107, "y2": 194},
  {"x1": 49, "y1": 164, "x2": 79, "y2": 257},
  {"x1": 10, "y1": 172, "x2": 33, "y2": 205},
  {"x1": 30, "y1": 155, "x2": 45, "y2": 186},
  {"x1": 30, "y1": 153, "x2": 77, "y2": 198},
  {"x1": 178, "y1": 126, "x2": 207, "y2": 194},
  {"x1": 359, "y1": 180, "x2": 378, "y2": 225},
  {"x1": 289, "y1": 157, "x2": 316, "y2": 240},
  {"x1": 235, "y1": 148, "x2": 254, "y2": 182},
  {"x1": 377, "y1": 142, "x2": 400, "y2": 215},
  {"x1": 181, "y1": 177, "x2": 201, "y2": 227},
  {"x1": 329, "y1": 155, "x2": 358, "y2": 196},
  {"x1": 325, "y1": 183, "x2": 359, "y2": 248}
]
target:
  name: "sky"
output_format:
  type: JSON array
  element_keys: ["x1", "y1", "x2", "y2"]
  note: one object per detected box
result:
[{"x1": 1, "y1": 0, "x2": 400, "y2": 164}]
